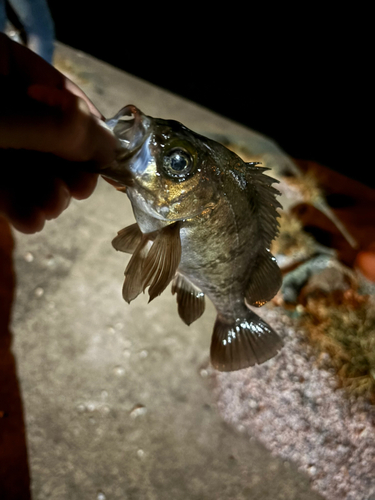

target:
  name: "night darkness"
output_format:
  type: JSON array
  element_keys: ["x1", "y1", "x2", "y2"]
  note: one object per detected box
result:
[{"x1": 9, "y1": 2, "x2": 371, "y2": 186}]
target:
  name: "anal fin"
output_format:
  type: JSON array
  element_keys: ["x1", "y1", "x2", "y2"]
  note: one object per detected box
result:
[
  {"x1": 245, "y1": 250, "x2": 282, "y2": 307},
  {"x1": 171, "y1": 273, "x2": 205, "y2": 326},
  {"x1": 210, "y1": 310, "x2": 282, "y2": 371}
]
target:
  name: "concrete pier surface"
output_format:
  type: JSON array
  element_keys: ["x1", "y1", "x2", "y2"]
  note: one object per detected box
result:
[{"x1": 1, "y1": 43, "x2": 323, "y2": 499}]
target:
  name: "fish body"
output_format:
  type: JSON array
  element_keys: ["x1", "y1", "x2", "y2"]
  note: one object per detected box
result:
[{"x1": 101, "y1": 105, "x2": 283, "y2": 371}]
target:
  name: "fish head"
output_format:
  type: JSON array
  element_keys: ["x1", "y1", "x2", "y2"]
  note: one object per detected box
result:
[{"x1": 102, "y1": 105, "x2": 222, "y2": 223}]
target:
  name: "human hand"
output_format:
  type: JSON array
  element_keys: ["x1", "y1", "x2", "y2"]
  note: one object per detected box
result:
[{"x1": 0, "y1": 33, "x2": 119, "y2": 233}]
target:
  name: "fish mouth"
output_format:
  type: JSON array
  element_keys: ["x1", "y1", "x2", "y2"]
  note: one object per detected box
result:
[{"x1": 99, "y1": 105, "x2": 151, "y2": 187}]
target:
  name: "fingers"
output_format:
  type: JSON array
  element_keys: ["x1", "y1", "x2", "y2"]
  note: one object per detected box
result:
[
  {"x1": 1, "y1": 32, "x2": 65, "y2": 88},
  {"x1": 0, "y1": 34, "x2": 116, "y2": 234},
  {"x1": 0, "y1": 85, "x2": 118, "y2": 164},
  {"x1": 8, "y1": 206, "x2": 46, "y2": 234},
  {"x1": 0, "y1": 178, "x2": 71, "y2": 234},
  {"x1": 1, "y1": 35, "x2": 117, "y2": 164},
  {"x1": 27, "y1": 81, "x2": 102, "y2": 120},
  {"x1": 1, "y1": 33, "x2": 104, "y2": 124},
  {"x1": 42, "y1": 178, "x2": 71, "y2": 220},
  {"x1": 0, "y1": 168, "x2": 101, "y2": 234},
  {"x1": 62, "y1": 170, "x2": 99, "y2": 200},
  {"x1": 63, "y1": 79, "x2": 103, "y2": 119},
  {"x1": 27, "y1": 85, "x2": 118, "y2": 164}
]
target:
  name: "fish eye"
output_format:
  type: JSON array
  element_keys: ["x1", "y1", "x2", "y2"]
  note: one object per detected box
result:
[{"x1": 162, "y1": 148, "x2": 194, "y2": 180}]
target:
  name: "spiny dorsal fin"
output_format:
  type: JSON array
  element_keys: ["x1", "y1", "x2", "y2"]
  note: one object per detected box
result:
[
  {"x1": 142, "y1": 222, "x2": 182, "y2": 302},
  {"x1": 243, "y1": 164, "x2": 282, "y2": 304},
  {"x1": 245, "y1": 249, "x2": 282, "y2": 306},
  {"x1": 246, "y1": 163, "x2": 282, "y2": 249},
  {"x1": 171, "y1": 273, "x2": 205, "y2": 325},
  {"x1": 112, "y1": 223, "x2": 143, "y2": 254}
]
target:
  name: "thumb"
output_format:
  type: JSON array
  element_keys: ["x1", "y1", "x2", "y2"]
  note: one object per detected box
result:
[{"x1": 25, "y1": 85, "x2": 119, "y2": 164}]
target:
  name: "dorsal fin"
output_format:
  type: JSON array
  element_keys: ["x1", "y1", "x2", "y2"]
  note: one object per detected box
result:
[
  {"x1": 112, "y1": 223, "x2": 143, "y2": 253},
  {"x1": 171, "y1": 273, "x2": 205, "y2": 325},
  {"x1": 246, "y1": 164, "x2": 282, "y2": 249},
  {"x1": 142, "y1": 222, "x2": 182, "y2": 302},
  {"x1": 244, "y1": 164, "x2": 282, "y2": 304}
]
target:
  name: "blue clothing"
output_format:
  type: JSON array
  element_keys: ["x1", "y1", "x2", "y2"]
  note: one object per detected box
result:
[{"x1": 0, "y1": 0, "x2": 55, "y2": 63}]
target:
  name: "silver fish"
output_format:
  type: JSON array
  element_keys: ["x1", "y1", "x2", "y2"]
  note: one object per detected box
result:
[{"x1": 100, "y1": 105, "x2": 283, "y2": 371}]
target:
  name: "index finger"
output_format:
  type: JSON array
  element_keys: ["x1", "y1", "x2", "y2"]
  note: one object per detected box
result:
[{"x1": 64, "y1": 79, "x2": 103, "y2": 119}]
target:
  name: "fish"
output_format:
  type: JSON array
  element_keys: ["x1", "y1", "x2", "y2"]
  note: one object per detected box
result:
[{"x1": 99, "y1": 105, "x2": 283, "y2": 371}]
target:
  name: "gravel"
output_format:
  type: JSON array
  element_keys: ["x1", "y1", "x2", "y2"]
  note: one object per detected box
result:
[{"x1": 212, "y1": 307, "x2": 375, "y2": 500}]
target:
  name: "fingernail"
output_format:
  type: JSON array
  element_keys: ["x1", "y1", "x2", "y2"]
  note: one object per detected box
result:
[
  {"x1": 63, "y1": 191, "x2": 71, "y2": 211},
  {"x1": 59, "y1": 182, "x2": 71, "y2": 212}
]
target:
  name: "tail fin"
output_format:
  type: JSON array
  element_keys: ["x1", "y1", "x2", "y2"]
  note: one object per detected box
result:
[{"x1": 210, "y1": 310, "x2": 283, "y2": 372}]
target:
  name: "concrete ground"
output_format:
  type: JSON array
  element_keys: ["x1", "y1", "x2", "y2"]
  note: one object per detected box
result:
[{"x1": 1, "y1": 44, "x2": 324, "y2": 499}]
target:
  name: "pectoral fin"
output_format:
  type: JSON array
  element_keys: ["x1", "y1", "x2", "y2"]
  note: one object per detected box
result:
[
  {"x1": 210, "y1": 310, "x2": 283, "y2": 371},
  {"x1": 121, "y1": 223, "x2": 181, "y2": 303},
  {"x1": 142, "y1": 222, "x2": 182, "y2": 302},
  {"x1": 245, "y1": 250, "x2": 282, "y2": 307},
  {"x1": 171, "y1": 273, "x2": 205, "y2": 326},
  {"x1": 122, "y1": 237, "x2": 152, "y2": 303},
  {"x1": 112, "y1": 223, "x2": 143, "y2": 253}
]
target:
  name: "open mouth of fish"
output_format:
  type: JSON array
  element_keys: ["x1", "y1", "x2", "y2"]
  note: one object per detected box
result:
[{"x1": 98, "y1": 105, "x2": 151, "y2": 187}]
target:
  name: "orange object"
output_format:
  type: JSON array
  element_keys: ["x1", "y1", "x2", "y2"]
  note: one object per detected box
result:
[{"x1": 355, "y1": 243, "x2": 375, "y2": 282}]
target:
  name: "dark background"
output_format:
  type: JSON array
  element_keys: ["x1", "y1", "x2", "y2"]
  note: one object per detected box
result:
[{"x1": 10, "y1": 2, "x2": 372, "y2": 186}]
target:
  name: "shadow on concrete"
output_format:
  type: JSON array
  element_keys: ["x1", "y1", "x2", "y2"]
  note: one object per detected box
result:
[{"x1": 0, "y1": 216, "x2": 31, "y2": 499}]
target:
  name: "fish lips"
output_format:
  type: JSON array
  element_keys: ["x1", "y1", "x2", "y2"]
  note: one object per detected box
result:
[{"x1": 99, "y1": 105, "x2": 151, "y2": 187}]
